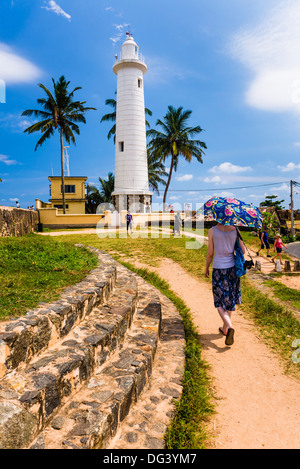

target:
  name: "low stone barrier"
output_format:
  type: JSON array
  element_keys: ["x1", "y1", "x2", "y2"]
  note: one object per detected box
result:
[
  {"x1": 0, "y1": 250, "x2": 117, "y2": 377},
  {"x1": 0, "y1": 247, "x2": 186, "y2": 450},
  {"x1": 0, "y1": 207, "x2": 38, "y2": 237}
]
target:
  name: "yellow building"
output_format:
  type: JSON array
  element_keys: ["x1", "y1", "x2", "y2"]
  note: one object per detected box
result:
[
  {"x1": 46, "y1": 176, "x2": 87, "y2": 214},
  {"x1": 36, "y1": 175, "x2": 107, "y2": 229}
]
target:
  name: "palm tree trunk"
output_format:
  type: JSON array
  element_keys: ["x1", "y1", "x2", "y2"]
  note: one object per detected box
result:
[
  {"x1": 60, "y1": 128, "x2": 66, "y2": 214},
  {"x1": 163, "y1": 152, "x2": 174, "y2": 212}
]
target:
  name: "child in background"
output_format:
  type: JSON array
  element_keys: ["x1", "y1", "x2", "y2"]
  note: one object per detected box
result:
[{"x1": 272, "y1": 233, "x2": 287, "y2": 265}]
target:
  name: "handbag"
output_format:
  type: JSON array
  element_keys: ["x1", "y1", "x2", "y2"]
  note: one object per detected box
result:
[
  {"x1": 234, "y1": 231, "x2": 247, "y2": 277},
  {"x1": 234, "y1": 228, "x2": 254, "y2": 277}
]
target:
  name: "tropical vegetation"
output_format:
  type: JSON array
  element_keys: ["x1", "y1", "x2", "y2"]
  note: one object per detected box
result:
[
  {"x1": 22, "y1": 75, "x2": 96, "y2": 214},
  {"x1": 85, "y1": 172, "x2": 115, "y2": 213},
  {"x1": 100, "y1": 92, "x2": 152, "y2": 142},
  {"x1": 260, "y1": 195, "x2": 285, "y2": 210},
  {"x1": 147, "y1": 106, "x2": 207, "y2": 210}
]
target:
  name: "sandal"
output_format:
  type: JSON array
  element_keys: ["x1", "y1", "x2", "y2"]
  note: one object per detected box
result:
[
  {"x1": 225, "y1": 328, "x2": 235, "y2": 346},
  {"x1": 219, "y1": 327, "x2": 227, "y2": 336}
]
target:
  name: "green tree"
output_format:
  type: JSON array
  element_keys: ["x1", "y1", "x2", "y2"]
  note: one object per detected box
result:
[
  {"x1": 85, "y1": 183, "x2": 103, "y2": 214},
  {"x1": 147, "y1": 106, "x2": 207, "y2": 210},
  {"x1": 100, "y1": 93, "x2": 152, "y2": 143},
  {"x1": 261, "y1": 211, "x2": 280, "y2": 238},
  {"x1": 147, "y1": 150, "x2": 168, "y2": 195},
  {"x1": 260, "y1": 195, "x2": 285, "y2": 210},
  {"x1": 85, "y1": 173, "x2": 115, "y2": 213},
  {"x1": 22, "y1": 75, "x2": 96, "y2": 214},
  {"x1": 99, "y1": 172, "x2": 115, "y2": 203}
]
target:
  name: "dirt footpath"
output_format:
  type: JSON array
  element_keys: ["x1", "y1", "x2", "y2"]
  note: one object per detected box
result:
[{"x1": 135, "y1": 258, "x2": 300, "y2": 449}]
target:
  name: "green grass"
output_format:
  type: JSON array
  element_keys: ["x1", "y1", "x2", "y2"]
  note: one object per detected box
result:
[
  {"x1": 240, "y1": 277, "x2": 300, "y2": 376},
  {"x1": 49, "y1": 232, "x2": 208, "y2": 281},
  {"x1": 120, "y1": 261, "x2": 215, "y2": 449},
  {"x1": 263, "y1": 279, "x2": 300, "y2": 310},
  {"x1": 0, "y1": 234, "x2": 98, "y2": 320}
]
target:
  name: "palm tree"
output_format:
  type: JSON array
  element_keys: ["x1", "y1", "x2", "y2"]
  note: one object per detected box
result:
[
  {"x1": 100, "y1": 92, "x2": 152, "y2": 142},
  {"x1": 147, "y1": 150, "x2": 168, "y2": 195},
  {"x1": 147, "y1": 106, "x2": 207, "y2": 210},
  {"x1": 85, "y1": 184, "x2": 103, "y2": 214},
  {"x1": 22, "y1": 75, "x2": 96, "y2": 213},
  {"x1": 99, "y1": 172, "x2": 115, "y2": 203}
]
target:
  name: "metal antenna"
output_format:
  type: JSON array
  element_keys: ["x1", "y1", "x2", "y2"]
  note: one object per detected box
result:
[{"x1": 64, "y1": 146, "x2": 70, "y2": 176}]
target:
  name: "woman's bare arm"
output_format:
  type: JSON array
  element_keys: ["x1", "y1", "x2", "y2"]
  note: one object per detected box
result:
[{"x1": 205, "y1": 228, "x2": 214, "y2": 278}]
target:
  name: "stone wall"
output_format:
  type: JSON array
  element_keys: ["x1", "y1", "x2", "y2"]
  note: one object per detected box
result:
[{"x1": 0, "y1": 207, "x2": 39, "y2": 237}]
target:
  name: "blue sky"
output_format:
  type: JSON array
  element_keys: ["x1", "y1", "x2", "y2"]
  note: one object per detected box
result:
[{"x1": 0, "y1": 0, "x2": 300, "y2": 210}]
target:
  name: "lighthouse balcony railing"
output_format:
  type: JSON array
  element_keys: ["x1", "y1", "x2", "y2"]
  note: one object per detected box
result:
[{"x1": 117, "y1": 52, "x2": 145, "y2": 62}]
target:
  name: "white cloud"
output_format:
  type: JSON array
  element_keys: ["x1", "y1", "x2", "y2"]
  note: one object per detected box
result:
[
  {"x1": 175, "y1": 174, "x2": 193, "y2": 182},
  {"x1": 272, "y1": 183, "x2": 290, "y2": 192},
  {"x1": 202, "y1": 174, "x2": 288, "y2": 186},
  {"x1": 0, "y1": 113, "x2": 38, "y2": 132},
  {"x1": 229, "y1": 0, "x2": 300, "y2": 113},
  {"x1": 42, "y1": 1, "x2": 71, "y2": 21},
  {"x1": 0, "y1": 43, "x2": 42, "y2": 84},
  {"x1": 110, "y1": 24, "x2": 129, "y2": 46},
  {"x1": 217, "y1": 191, "x2": 235, "y2": 198},
  {"x1": 169, "y1": 195, "x2": 182, "y2": 200},
  {"x1": 0, "y1": 154, "x2": 20, "y2": 166},
  {"x1": 204, "y1": 176, "x2": 222, "y2": 184},
  {"x1": 209, "y1": 162, "x2": 252, "y2": 174},
  {"x1": 278, "y1": 162, "x2": 300, "y2": 172}
]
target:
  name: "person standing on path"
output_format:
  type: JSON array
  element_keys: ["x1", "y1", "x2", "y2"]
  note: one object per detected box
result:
[
  {"x1": 272, "y1": 233, "x2": 287, "y2": 265},
  {"x1": 174, "y1": 211, "x2": 182, "y2": 235},
  {"x1": 256, "y1": 227, "x2": 271, "y2": 257},
  {"x1": 205, "y1": 224, "x2": 246, "y2": 346},
  {"x1": 126, "y1": 211, "x2": 133, "y2": 234}
]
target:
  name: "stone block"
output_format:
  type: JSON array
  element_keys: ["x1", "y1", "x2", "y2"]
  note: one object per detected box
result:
[
  {"x1": 255, "y1": 260, "x2": 261, "y2": 271},
  {"x1": 294, "y1": 260, "x2": 300, "y2": 272}
]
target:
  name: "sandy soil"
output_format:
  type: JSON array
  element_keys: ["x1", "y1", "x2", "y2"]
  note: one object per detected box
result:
[
  {"x1": 133, "y1": 257, "x2": 300, "y2": 449},
  {"x1": 276, "y1": 275, "x2": 300, "y2": 290}
]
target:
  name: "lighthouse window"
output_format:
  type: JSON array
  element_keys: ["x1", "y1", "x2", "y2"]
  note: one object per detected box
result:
[
  {"x1": 119, "y1": 141, "x2": 124, "y2": 152},
  {"x1": 138, "y1": 79, "x2": 142, "y2": 88}
]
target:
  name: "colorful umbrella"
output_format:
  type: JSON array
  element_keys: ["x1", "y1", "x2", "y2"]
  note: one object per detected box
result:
[{"x1": 199, "y1": 196, "x2": 263, "y2": 228}]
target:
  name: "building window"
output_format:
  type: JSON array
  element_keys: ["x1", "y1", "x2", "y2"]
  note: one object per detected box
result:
[
  {"x1": 138, "y1": 79, "x2": 142, "y2": 88},
  {"x1": 61, "y1": 184, "x2": 75, "y2": 194},
  {"x1": 54, "y1": 204, "x2": 69, "y2": 209},
  {"x1": 119, "y1": 141, "x2": 124, "y2": 152}
]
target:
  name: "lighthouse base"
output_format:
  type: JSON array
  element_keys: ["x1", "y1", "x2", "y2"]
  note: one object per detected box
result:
[{"x1": 112, "y1": 193, "x2": 152, "y2": 214}]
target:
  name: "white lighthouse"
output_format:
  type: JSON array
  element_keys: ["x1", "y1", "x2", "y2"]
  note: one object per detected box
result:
[{"x1": 112, "y1": 33, "x2": 152, "y2": 214}]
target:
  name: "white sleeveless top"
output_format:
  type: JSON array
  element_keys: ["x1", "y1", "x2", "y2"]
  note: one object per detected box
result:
[{"x1": 212, "y1": 226, "x2": 237, "y2": 269}]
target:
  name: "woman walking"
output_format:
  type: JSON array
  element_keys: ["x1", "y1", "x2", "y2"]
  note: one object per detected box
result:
[
  {"x1": 272, "y1": 233, "x2": 287, "y2": 265},
  {"x1": 205, "y1": 223, "x2": 246, "y2": 346}
]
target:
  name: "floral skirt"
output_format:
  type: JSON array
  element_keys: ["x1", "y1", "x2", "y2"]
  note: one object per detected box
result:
[{"x1": 212, "y1": 266, "x2": 241, "y2": 311}]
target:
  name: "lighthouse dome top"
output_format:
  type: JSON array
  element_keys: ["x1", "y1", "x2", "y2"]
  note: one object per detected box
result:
[
  {"x1": 113, "y1": 33, "x2": 147, "y2": 74},
  {"x1": 119, "y1": 33, "x2": 142, "y2": 60}
]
